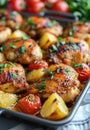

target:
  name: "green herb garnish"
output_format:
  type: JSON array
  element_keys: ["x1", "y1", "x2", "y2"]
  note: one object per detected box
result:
[
  {"x1": 41, "y1": 49, "x2": 46, "y2": 54},
  {"x1": 56, "y1": 67, "x2": 62, "y2": 73},
  {"x1": 72, "y1": 63, "x2": 83, "y2": 68},
  {"x1": 65, "y1": 68, "x2": 70, "y2": 75},
  {"x1": 49, "y1": 45, "x2": 58, "y2": 53},
  {"x1": 0, "y1": 69, "x2": 3, "y2": 74},
  {"x1": 11, "y1": 73, "x2": 17, "y2": 79},
  {"x1": 19, "y1": 46, "x2": 26, "y2": 54},
  {"x1": 38, "y1": 80, "x2": 46, "y2": 92},
  {"x1": 68, "y1": 26, "x2": 77, "y2": 36},
  {"x1": 0, "y1": 46, "x2": 4, "y2": 52},
  {"x1": 23, "y1": 35, "x2": 29, "y2": 40},
  {"x1": 48, "y1": 70, "x2": 54, "y2": 79},
  {"x1": 27, "y1": 18, "x2": 35, "y2": 28},
  {"x1": 70, "y1": 44, "x2": 79, "y2": 50},
  {"x1": 9, "y1": 43, "x2": 16, "y2": 49},
  {"x1": 47, "y1": 22, "x2": 53, "y2": 27},
  {"x1": 29, "y1": 97, "x2": 35, "y2": 101}
]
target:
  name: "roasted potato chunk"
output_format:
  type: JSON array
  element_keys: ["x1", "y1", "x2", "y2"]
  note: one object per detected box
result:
[
  {"x1": 39, "y1": 32, "x2": 57, "y2": 50},
  {"x1": 0, "y1": 27, "x2": 11, "y2": 44},
  {"x1": 26, "y1": 68, "x2": 46, "y2": 83},
  {"x1": 9, "y1": 30, "x2": 27, "y2": 39},
  {"x1": 0, "y1": 90, "x2": 18, "y2": 109},
  {"x1": 40, "y1": 93, "x2": 69, "y2": 120}
]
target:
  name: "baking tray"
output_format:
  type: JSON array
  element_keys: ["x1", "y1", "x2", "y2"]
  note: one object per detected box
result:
[
  {"x1": 0, "y1": 79, "x2": 90, "y2": 127},
  {"x1": 0, "y1": 12, "x2": 90, "y2": 127}
]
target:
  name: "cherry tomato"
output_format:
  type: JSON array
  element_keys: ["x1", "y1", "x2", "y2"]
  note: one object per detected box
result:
[
  {"x1": 28, "y1": 60, "x2": 48, "y2": 70},
  {"x1": 41, "y1": 0, "x2": 58, "y2": 3},
  {"x1": 18, "y1": 94, "x2": 41, "y2": 114},
  {"x1": 26, "y1": 1, "x2": 45, "y2": 14},
  {"x1": 7, "y1": 0, "x2": 26, "y2": 12},
  {"x1": 72, "y1": 63, "x2": 90, "y2": 82},
  {"x1": 51, "y1": 0, "x2": 69, "y2": 13}
]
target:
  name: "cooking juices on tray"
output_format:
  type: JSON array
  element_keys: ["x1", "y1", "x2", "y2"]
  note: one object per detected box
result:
[{"x1": 0, "y1": 10, "x2": 90, "y2": 121}]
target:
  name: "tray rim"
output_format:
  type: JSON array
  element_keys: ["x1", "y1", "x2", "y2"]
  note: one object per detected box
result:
[{"x1": 0, "y1": 79, "x2": 90, "y2": 127}]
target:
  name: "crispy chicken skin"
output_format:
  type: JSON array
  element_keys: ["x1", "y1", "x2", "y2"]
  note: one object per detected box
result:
[
  {"x1": 0, "y1": 62, "x2": 29, "y2": 93},
  {"x1": 3, "y1": 38, "x2": 43, "y2": 64},
  {"x1": 21, "y1": 16, "x2": 63, "y2": 37},
  {"x1": 29, "y1": 64, "x2": 80, "y2": 102},
  {"x1": 0, "y1": 27, "x2": 11, "y2": 44},
  {"x1": 63, "y1": 22, "x2": 90, "y2": 40},
  {"x1": 47, "y1": 37, "x2": 90, "y2": 65}
]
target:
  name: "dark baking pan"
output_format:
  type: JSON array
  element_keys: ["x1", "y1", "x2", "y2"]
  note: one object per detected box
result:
[
  {"x1": 0, "y1": 79, "x2": 90, "y2": 127},
  {"x1": 0, "y1": 11, "x2": 90, "y2": 127}
]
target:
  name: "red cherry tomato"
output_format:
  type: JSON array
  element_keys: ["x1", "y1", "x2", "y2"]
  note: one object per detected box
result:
[
  {"x1": 41, "y1": 0, "x2": 58, "y2": 3},
  {"x1": 26, "y1": 1, "x2": 45, "y2": 14},
  {"x1": 51, "y1": 0, "x2": 69, "y2": 13},
  {"x1": 28, "y1": 60, "x2": 48, "y2": 70},
  {"x1": 18, "y1": 94, "x2": 41, "y2": 114},
  {"x1": 7, "y1": 0, "x2": 26, "y2": 12},
  {"x1": 73, "y1": 63, "x2": 90, "y2": 82}
]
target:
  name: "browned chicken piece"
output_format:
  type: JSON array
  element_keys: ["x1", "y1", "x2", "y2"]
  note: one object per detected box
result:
[
  {"x1": 0, "y1": 10, "x2": 24, "y2": 30},
  {"x1": 0, "y1": 27, "x2": 11, "y2": 44},
  {"x1": 3, "y1": 38, "x2": 43, "y2": 64},
  {"x1": 47, "y1": 37, "x2": 90, "y2": 65},
  {"x1": 37, "y1": 23, "x2": 63, "y2": 37},
  {"x1": 0, "y1": 61, "x2": 29, "y2": 93},
  {"x1": 21, "y1": 16, "x2": 63, "y2": 38},
  {"x1": 63, "y1": 22, "x2": 90, "y2": 40},
  {"x1": 29, "y1": 64, "x2": 80, "y2": 102}
]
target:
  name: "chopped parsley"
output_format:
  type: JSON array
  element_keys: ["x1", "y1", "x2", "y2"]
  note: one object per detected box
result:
[
  {"x1": 70, "y1": 44, "x2": 79, "y2": 50},
  {"x1": 41, "y1": 49, "x2": 46, "y2": 54},
  {"x1": 48, "y1": 70, "x2": 54, "y2": 79},
  {"x1": 0, "y1": 63, "x2": 9, "y2": 68},
  {"x1": 0, "y1": 69, "x2": 3, "y2": 74},
  {"x1": 68, "y1": 26, "x2": 77, "y2": 36},
  {"x1": 58, "y1": 37, "x2": 63, "y2": 41},
  {"x1": 0, "y1": 63, "x2": 13, "y2": 74},
  {"x1": 19, "y1": 46, "x2": 26, "y2": 54},
  {"x1": 27, "y1": 18, "x2": 35, "y2": 28},
  {"x1": 9, "y1": 43, "x2": 16, "y2": 49},
  {"x1": 29, "y1": 97, "x2": 35, "y2": 101},
  {"x1": 38, "y1": 80, "x2": 46, "y2": 92},
  {"x1": 23, "y1": 35, "x2": 29, "y2": 40},
  {"x1": 11, "y1": 73, "x2": 17, "y2": 79},
  {"x1": 47, "y1": 22, "x2": 53, "y2": 27},
  {"x1": 8, "y1": 62, "x2": 15, "y2": 66},
  {"x1": 49, "y1": 45, "x2": 58, "y2": 53},
  {"x1": 0, "y1": 46, "x2": 4, "y2": 52},
  {"x1": 72, "y1": 63, "x2": 83, "y2": 68},
  {"x1": 65, "y1": 68, "x2": 70, "y2": 75},
  {"x1": 56, "y1": 67, "x2": 62, "y2": 73}
]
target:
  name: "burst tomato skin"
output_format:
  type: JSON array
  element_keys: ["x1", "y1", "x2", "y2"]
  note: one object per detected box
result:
[
  {"x1": 73, "y1": 63, "x2": 90, "y2": 82},
  {"x1": 18, "y1": 94, "x2": 41, "y2": 114},
  {"x1": 28, "y1": 60, "x2": 48, "y2": 70}
]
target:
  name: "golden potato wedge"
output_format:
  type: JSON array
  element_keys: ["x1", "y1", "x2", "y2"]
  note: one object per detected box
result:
[
  {"x1": 39, "y1": 32, "x2": 57, "y2": 50},
  {"x1": 0, "y1": 90, "x2": 18, "y2": 109},
  {"x1": 9, "y1": 30, "x2": 27, "y2": 39},
  {"x1": 40, "y1": 93, "x2": 69, "y2": 120},
  {"x1": 26, "y1": 68, "x2": 46, "y2": 82},
  {"x1": 0, "y1": 52, "x2": 6, "y2": 62}
]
